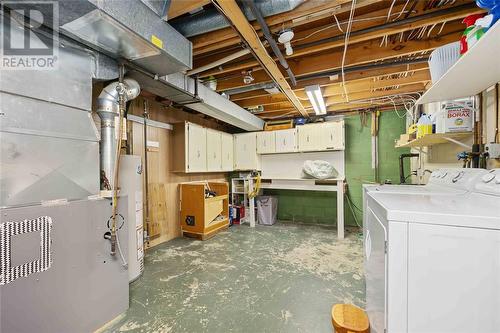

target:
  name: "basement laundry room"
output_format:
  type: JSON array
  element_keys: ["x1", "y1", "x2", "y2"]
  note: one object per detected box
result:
[{"x1": 1, "y1": 0, "x2": 500, "y2": 332}]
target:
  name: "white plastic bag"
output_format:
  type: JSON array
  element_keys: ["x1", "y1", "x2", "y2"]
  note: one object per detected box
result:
[{"x1": 302, "y1": 160, "x2": 338, "y2": 179}]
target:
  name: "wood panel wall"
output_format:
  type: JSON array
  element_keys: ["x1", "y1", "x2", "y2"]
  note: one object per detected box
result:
[{"x1": 128, "y1": 97, "x2": 228, "y2": 248}]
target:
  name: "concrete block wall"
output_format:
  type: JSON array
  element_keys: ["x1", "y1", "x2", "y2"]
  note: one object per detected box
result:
[{"x1": 264, "y1": 111, "x2": 410, "y2": 227}]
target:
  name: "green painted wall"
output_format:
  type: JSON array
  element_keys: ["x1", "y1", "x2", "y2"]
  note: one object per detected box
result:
[{"x1": 264, "y1": 111, "x2": 410, "y2": 227}]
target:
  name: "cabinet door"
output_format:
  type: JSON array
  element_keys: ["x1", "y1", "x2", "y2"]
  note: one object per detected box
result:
[
  {"x1": 297, "y1": 124, "x2": 321, "y2": 152},
  {"x1": 187, "y1": 123, "x2": 207, "y2": 172},
  {"x1": 257, "y1": 131, "x2": 276, "y2": 154},
  {"x1": 206, "y1": 129, "x2": 222, "y2": 171},
  {"x1": 323, "y1": 121, "x2": 345, "y2": 150},
  {"x1": 234, "y1": 133, "x2": 259, "y2": 170},
  {"x1": 221, "y1": 132, "x2": 234, "y2": 171},
  {"x1": 275, "y1": 128, "x2": 297, "y2": 153}
]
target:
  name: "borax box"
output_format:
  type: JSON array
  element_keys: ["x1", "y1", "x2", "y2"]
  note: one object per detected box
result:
[{"x1": 437, "y1": 100, "x2": 473, "y2": 133}]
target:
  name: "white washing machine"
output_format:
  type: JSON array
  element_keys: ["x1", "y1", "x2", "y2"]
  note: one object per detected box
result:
[
  {"x1": 362, "y1": 168, "x2": 488, "y2": 234},
  {"x1": 363, "y1": 169, "x2": 500, "y2": 333}
]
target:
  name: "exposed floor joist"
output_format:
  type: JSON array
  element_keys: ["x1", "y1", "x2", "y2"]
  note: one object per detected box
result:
[
  {"x1": 195, "y1": 3, "x2": 480, "y2": 78},
  {"x1": 212, "y1": 0, "x2": 308, "y2": 117}
]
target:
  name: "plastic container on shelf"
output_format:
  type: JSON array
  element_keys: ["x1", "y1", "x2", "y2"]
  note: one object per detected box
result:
[
  {"x1": 417, "y1": 114, "x2": 433, "y2": 138},
  {"x1": 428, "y1": 42, "x2": 460, "y2": 83}
]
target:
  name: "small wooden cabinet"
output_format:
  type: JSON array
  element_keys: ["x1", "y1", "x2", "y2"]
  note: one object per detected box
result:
[
  {"x1": 174, "y1": 122, "x2": 234, "y2": 173},
  {"x1": 257, "y1": 131, "x2": 276, "y2": 154},
  {"x1": 173, "y1": 122, "x2": 207, "y2": 172},
  {"x1": 297, "y1": 121, "x2": 345, "y2": 152},
  {"x1": 323, "y1": 121, "x2": 345, "y2": 150},
  {"x1": 297, "y1": 123, "x2": 321, "y2": 151},
  {"x1": 180, "y1": 182, "x2": 229, "y2": 240},
  {"x1": 234, "y1": 132, "x2": 260, "y2": 170},
  {"x1": 275, "y1": 128, "x2": 297, "y2": 153}
]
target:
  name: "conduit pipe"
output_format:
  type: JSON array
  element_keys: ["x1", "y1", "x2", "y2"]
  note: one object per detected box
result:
[
  {"x1": 97, "y1": 78, "x2": 141, "y2": 189},
  {"x1": 244, "y1": 0, "x2": 297, "y2": 86}
]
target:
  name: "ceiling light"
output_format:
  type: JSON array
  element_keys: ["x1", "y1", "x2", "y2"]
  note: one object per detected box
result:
[
  {"x1": 305, "y1": 85, "x2": 327, "y2": 115},
  {"x1": 278, "y1": 29, "x2": 294, "y2": 56}
]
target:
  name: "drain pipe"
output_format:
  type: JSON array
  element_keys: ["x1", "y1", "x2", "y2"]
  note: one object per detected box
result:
[
  {"x1": 244, "y1": 0, "x2": 297, "y2": 86},
  {"x1": 97, "y1": 78, "x2": 141, "y2": 189}
]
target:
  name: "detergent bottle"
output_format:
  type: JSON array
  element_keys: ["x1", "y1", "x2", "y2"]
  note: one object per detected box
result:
[
  {"x1": 417, "y1": 114, "x2": 432, "y2": 139},
  {"x1": 460, "y1": 14, "x2": 486, "y2": 55},
  {"x1": 476, "y1": 0, "x2": 500, "y2": 30}
]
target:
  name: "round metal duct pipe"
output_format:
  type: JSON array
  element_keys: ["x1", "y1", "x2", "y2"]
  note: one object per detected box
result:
[{"x1": 97, "y1": 78, "x2": 140, "y2": 189}]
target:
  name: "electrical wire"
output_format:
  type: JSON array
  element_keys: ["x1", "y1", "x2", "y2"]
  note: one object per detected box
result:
[
  {"x1": 115, "y1": 231, "x2": 128, "y2": 268},
  {"x1": 345, "y1": 191, "x2": 362, "y2": 228},
  {"x1": 341, "y1": 0, "x2": 357, "y2": 102},
  {"x1": 292, "y1": 11, "x2": 413, "y2": 44}
]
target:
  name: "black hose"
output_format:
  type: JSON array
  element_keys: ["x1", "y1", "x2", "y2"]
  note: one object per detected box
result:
[{"x1": 399, "y1": 153, "x2": 419, "y2": 184}]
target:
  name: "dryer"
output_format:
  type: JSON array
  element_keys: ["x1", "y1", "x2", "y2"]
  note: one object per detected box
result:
[{"x1": 363, "y1": 169, "x2": 500, "y2": 333}]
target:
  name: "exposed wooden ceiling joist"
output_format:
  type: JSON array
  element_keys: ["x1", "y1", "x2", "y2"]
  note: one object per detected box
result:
[
  {"x1": 256, "y1": 83, "x2": 426, "y2": 113},
  {"x1": 215, "y1": 24, "x2": 461, "y2": 91},
  {"x1": 196, "y1": 4, "x2": 480, "y2": 78},
  {"x1": 212, "y1": 0, "x2": 308, "y2": 117},
  {"x1": 229, "y1": 63, "x2": 429, "y2": 101},
  {"x1": 192, "y1": 0, "x2": 380, "y2": 55},
  {"x1": 168, "y1": 0, "x2": 211, "y2": 20},
  {"x1": 236, "y1": 70, "x2": 430, "y2": 108}
]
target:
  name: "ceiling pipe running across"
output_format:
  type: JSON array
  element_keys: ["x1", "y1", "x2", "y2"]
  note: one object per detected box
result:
[{"x1": 244, "y1": 0, "x2": 297, "y2": 86}]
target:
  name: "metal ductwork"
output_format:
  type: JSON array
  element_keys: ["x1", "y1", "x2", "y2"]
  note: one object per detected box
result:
[
  {"x1": 171, "y1": 0, "x2": 304, "y2": 38},
  {"x1": 127, "y1": 71, "x2": 264, "y2": 131},
  {"x1": 97, "y1": 79, "x2": 140, "y2": 188},
  {"x1": 14, "y1": 0, "x2": 192, "y2": 75}
]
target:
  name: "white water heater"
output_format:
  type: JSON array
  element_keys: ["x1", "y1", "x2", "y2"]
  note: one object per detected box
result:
[{"x1": 119, "y1": 155, "x2": 145, "y2": 282}]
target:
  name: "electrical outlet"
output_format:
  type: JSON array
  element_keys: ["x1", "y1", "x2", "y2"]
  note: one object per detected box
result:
[{"x1": 485, "y1": 143, "x2": 500, "y2": 159}]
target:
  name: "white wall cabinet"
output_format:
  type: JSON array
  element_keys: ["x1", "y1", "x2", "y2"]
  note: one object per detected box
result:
[
  {"x1": 206, "y1": 129, "x2": 222, "y2": 171},
  {"x1": 221, "y1": 132, "x2": 234, "y2": 171},
  {"x1": 275, "y1": 128, "x2": 297, "y2": 153},
  {"x1": 297, "y1": 124, "x2": 322, "y2": 152},
  {"x1": 297, "y1": 121, "x2": 345, "y2": 152},
  {"x1": 234, "y1": 132, "x2": 260, "y2": 170},
  {"x1": 257, "y1": 131, "x2": 276, "y2": 154},
  {"x1": 322, "y1": 121, "x2": 345, "y2": 150},
  {"x1": 174, "y1": 122, "x2": 230, "y2": 173}
]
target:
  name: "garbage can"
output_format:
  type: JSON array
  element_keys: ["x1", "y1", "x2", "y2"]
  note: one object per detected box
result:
[{"x1": 256, "y1": 196, "x2": 278, "y2": 225}]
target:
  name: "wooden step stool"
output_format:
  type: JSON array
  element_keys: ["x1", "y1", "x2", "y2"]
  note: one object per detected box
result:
[{"x1": 331, "y1": 304, "x2": 370, "y2": 333}]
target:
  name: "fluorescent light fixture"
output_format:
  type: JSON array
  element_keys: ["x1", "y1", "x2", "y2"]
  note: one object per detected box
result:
[{"x1": 305, "y1": 84, "x2": 327, "y2": 115}]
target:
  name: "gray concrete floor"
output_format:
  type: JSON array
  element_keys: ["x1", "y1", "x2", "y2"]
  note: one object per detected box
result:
[{"x1": 103, "y1": 223, "x2": 365, "y2": 333}]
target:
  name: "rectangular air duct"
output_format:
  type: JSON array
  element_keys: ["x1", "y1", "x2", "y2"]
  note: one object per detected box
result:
[{"x1": 19, "y1": 0, "x2": 192, "y2": 75}]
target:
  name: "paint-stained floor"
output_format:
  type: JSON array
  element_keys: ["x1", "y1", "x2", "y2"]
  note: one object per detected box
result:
[{"x1": 103, "y1": 223, "x2": 365, "y2": 333}]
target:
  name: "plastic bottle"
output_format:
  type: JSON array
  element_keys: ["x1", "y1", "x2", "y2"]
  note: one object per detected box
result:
[
  {"x1": 460, "y1": 14, "x2": 486, "y2": 55},
  {"x1": 417, "y1": 114, "x2": 432, "y2": 139}
]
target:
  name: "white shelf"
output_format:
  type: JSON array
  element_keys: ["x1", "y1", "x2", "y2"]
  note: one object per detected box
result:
[{"x1": 417, "y1": 20, "x2": 500, "y2": 105}]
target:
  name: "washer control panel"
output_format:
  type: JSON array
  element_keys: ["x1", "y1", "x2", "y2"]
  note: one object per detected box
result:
[
  {"x1": 429, "y1": 168, "x2": 488, "y2": 190},
  {"x1": 474, "y1": 169, "x2": 500, "y2": 195}
]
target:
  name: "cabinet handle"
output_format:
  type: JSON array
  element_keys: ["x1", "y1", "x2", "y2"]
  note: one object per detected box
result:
[
  {"x1": 307, "y1": 135, "x2": 309, "y2": 142},
  {"x1": 197, "y1": 150, "x2": 200, "y2": 158},
  {"x1": 330, "y1": 134, "x2": 333, "y2": 141},
  {"x1": 283, "y1": 138, "x2": 286, "y2": 145},
  {"x1": 214, "y1": 152, "x2": 216, "y2": 159}
]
